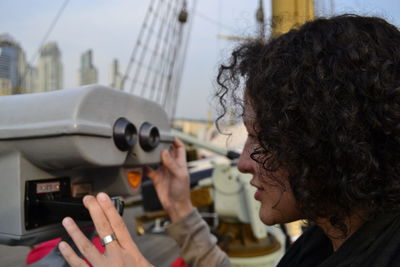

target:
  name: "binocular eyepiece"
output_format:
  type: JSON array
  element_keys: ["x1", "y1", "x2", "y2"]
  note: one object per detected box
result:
[
  {"x1": 113, "y1": 118, "x2": 137, "y2": 151},
  {"x1": 139, "y1": 122, "x2": 160, "y2": 152},
  {"x1": 113, "y1": 118, "x2": 160, "y2": 152}
]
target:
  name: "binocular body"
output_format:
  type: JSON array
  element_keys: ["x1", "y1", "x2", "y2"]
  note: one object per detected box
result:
[{"x1": 0, "y1": 85, "x2": 174, "y2": 245}]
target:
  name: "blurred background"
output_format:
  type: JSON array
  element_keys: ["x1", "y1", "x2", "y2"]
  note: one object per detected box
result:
[{"x1": 1, "y1": 0, "x2": 400, "y2": 122}]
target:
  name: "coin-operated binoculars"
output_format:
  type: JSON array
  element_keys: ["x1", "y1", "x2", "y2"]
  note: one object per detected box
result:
[{"x1": 0, "y1": 85, "x2": 174, "y2": 246}]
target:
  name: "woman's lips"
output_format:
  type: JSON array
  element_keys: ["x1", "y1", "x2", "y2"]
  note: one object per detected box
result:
[
  {"x1": 250, "y1": 180, "x2": 264, "y2": 201},
  {"x1": 254, "y1": 188, "x2": 263, "y2": 201}
]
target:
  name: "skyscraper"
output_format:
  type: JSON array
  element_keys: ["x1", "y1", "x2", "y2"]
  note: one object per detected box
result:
[
  {"x1": 110, "y1": 58, "x2": 122, "y2": 89},
  {"x1": 0, "y1": 33, "x2": 26, "y2": 95},
  {"x1": 38, "y1": 42, "x2": 63, "y2": 92},
  {"x1": 79, "y1": 49, "x2": 97, "y2": 85},
  {"x1": 25, "y1": 64, "x2": 38, "y2": 94}
]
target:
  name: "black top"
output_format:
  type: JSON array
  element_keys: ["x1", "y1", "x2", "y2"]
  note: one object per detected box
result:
[{"x1": 277, "y1": 213, "x2": 400, "y2": 267}]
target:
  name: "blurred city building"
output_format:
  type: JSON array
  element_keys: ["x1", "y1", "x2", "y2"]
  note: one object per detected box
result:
[
  {"x1": 24, "y1": 64, "x2": 38, "y2": 94},
  {"x1": 110, "y1": 58, "x2": 122, "y2": 89},
  {"x1": 0, "y1": 34, "x2": 27, "y2": 95},
  {"x1": 79, "y1": 49, "x2": 98, "y2": 85},
  {"x1": 38, "y1": 42, "x2": 63, "y2": 92}
]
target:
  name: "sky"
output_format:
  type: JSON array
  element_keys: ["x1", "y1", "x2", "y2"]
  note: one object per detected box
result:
[{"x1": 1, "y1": 0, "x2": 400, "y2": 120}]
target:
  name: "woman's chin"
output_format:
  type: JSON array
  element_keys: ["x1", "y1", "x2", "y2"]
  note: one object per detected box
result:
[{"x1": 259, "y1": 210, "x2": 277, "y2": 226}]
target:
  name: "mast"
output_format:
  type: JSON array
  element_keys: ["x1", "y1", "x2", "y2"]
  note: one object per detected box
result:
[{"x1": 271, "y1": 0, "x2": 314, "y2": 36}]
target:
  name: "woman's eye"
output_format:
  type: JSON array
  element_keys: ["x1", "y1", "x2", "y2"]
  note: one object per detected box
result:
[{"x1": 247, "y1": 135, "x2": 259, "y2": 149}]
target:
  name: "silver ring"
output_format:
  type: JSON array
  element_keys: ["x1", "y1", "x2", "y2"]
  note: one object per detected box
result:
[{"x1": 101, "y1": 233, "x2": 117, "y2": 246}]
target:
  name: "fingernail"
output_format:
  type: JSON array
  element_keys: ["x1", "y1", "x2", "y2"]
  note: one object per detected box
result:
[
  {"x1": 62, "y1": 217, "x2": 74, "y2": 228},
  {"x1": 82, "y1": 195, "x2": 93, "y2": 204},
  {"x1": 58, "y1": 241, "x2": 68, "y2": 251},
  {"x1": 97, "y1": 192, "x2": 109, "y2": 202}
]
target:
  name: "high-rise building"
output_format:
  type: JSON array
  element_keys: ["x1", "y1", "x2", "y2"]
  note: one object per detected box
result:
[
  {"x1": 0, "y1": 77, "x2": 12, "y2": 95},
  {"x1": 25, "y1": 64, "x2": 38, "y2": 94},
  {"x1": 38, "y1": 42, "x2": 63, "y2": 92},
  {"x1": 110, "y1": 58, "x2": 122, "y2": 90},
  {"x1": 79, "y1": 49, "x2": 98, "y2": 85},
  {"x1": 0, "y1": 33, "x2": 27, "y2": 95}
]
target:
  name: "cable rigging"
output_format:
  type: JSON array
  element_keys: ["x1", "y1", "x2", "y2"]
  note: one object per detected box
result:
[
  {"x1": 20, "y1": 0, "x2": 70, "y2": 89},
  {"x1": 121, "y1": 0, "x2": 195, "y2": 119}
]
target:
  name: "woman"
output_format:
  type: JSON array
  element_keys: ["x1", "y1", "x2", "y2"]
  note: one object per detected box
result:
[{"x1": 58, "y1": 15, "x2": 400, "y2": 266}]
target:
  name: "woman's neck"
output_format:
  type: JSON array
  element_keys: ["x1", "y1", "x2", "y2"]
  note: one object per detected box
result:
[{"x1": 316, "y1": 214, "x2": 365, "y2": 251}]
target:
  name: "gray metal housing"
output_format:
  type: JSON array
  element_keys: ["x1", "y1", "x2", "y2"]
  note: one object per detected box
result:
[{"x1": 0, "y1": 85, "x2": 174, "y2": 245}]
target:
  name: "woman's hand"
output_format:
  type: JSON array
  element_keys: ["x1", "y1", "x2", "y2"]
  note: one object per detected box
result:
[
  {"x1": 59, "y1": 193, "x2": 153, "y2": 267},
  {"x1": 144, "y1": 138, "x2": 194, "y2": 222}
]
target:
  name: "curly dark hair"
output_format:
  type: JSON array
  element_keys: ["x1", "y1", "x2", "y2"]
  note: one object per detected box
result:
[{"x1": 216, "y1": 14, "x2": 400, "y2": 235}]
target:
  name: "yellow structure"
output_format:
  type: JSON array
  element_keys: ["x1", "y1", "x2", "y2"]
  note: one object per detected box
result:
[{"x1": 272, "y1": 0, "x2": 314, "y2": 36}]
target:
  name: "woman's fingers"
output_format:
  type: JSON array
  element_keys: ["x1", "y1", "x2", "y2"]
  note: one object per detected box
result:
[
  {"x1": 96, "y1": 193, "x2": 137, "y2": 250},
  {"x1": 62, "y1": 217, "x2": 102, "y2": 264},
  {"x1": 58, "y1": 241, "x2": 90, "y2": 267},
  {"x1": 162, "y1": 150, "x2": 179, "y2": 171},
  {"x1": 144, "y1": 165, "x2": 160, "y2": 182},
  {"x1": 146, "y1": 138, "x2": 186, "y2": 180},
  {"x1": 146, "y1": 150, "x2": 177, "y2": 180},
  {"x1": 82, "y1": 196, "x2": 120, "y2": 251},
  {"x1": 173, "y1": 138, "x2": 187, "y2": 163}
]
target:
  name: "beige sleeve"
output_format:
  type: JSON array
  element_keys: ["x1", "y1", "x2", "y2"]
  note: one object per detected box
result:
[{"x1": 166, "y1": 209, "x2": 232, "y2": 267}]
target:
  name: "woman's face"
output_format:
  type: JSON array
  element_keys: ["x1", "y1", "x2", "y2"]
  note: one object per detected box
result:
[{"x1": 237, "y1": 99, "x2": 302, "y2": 226}]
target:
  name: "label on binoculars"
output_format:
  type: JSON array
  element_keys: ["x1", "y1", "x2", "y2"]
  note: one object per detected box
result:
[{"x1": 36, "y1": 181, "x2": 61, "y2": 194}]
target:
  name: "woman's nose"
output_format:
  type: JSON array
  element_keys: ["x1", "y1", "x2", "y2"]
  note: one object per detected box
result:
[{"x1": 237, "y1": 145, "x2": 253, "y2": 174}]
